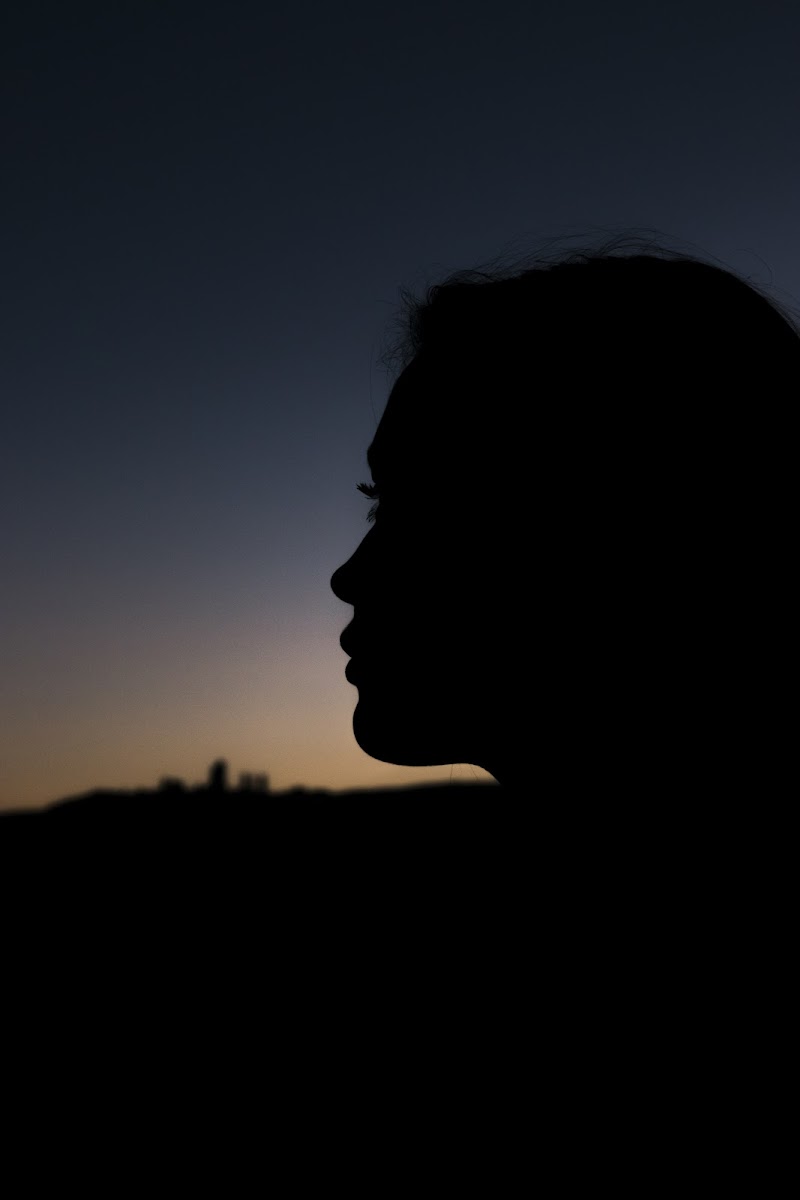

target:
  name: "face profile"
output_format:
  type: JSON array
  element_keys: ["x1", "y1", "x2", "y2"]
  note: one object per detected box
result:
[
  {"x1": 331, "y1": 236, "x2": 800, "y2": 795},
  {"x1": 330, "y1": 351, "x2": 527, "y2": 788}
]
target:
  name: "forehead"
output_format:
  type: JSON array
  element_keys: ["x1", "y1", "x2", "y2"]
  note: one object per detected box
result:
[
  {"x1": 366, "y1": 353, "x2": 518, "y2": 526},
  {"x1": 368, "y1": 353, "x2": 467, "y2": 482},
  {"x1": 368, "y1": 360, "x2": 421, "y2": 480}
]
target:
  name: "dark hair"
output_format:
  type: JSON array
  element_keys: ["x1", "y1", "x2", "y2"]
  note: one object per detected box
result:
[{"x1": 375, "y1": 227, "x2": 800, "y2": 386}]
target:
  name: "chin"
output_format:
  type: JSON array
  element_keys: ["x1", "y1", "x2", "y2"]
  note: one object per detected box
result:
[{"x1": 352, "y1": 696, "x2": 464, "y2": 769}]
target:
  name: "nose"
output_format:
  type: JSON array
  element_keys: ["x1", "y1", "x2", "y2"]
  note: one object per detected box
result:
[
  {"x1": 330, "y1": 546, "x2": 359, "y2": 606},
  {"x1": 330, "y1": 560, "x2": 350, "y2": 604},
  {"x1": 331, "y1": 526, "x2": 375, "y2": 606}
]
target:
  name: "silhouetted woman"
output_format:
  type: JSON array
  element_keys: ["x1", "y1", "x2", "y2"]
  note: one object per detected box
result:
[{"x1": 331, "y1": 231, "x2": 799, "y2": 798}]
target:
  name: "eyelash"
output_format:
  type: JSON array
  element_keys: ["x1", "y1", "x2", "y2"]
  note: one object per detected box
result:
[{"x1": 356, "y1": 481, "x2": 380, "y2": 523}]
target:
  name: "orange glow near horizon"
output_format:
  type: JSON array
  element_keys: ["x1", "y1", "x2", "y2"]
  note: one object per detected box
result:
[{"x1": 1, "y1": 604, "x2": 495, "y2": 809}]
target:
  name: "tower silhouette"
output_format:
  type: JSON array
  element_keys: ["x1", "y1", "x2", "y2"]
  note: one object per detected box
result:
[{"x1": 208, "y1": 759, "x2": 228, "y2": 792}]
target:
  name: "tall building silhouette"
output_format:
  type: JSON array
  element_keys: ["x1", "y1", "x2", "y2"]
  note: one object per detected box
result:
[{"x1": 208, "y1": 759, "x2": 228, "y2": 792}]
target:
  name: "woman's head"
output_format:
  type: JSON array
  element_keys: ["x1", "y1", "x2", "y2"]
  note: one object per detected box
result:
[{"x1": 330, "y1": 231, "x2": 800, "y2": 790}]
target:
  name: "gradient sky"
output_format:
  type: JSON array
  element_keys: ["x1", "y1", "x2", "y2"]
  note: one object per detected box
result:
[{"x1": 3, "y1": 1, "x2": 800, "y2": 808}]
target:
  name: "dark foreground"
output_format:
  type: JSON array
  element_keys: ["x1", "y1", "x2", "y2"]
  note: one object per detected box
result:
[
  {"x1": 1, "y1": 776, "x2": 500, "y2": 819},
  {"x1": 0, "y1": 776, "x2": 785, "y2": 1186}
]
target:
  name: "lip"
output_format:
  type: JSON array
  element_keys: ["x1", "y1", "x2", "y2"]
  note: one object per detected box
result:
[
  {"x1": 345, "y1": 657, "x2": 365, "y2": 683},
  {"x1": 339, "y1": 624, "x2": 364, "y2": 659}
]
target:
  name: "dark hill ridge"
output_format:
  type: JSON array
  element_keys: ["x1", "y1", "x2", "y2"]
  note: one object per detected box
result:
[
  {"x1": 0, "y1": 777, "x2": 515, "y2": 898},
  {"x1": 1, "y1": 777, "x2": 501, "y2": 822}
]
